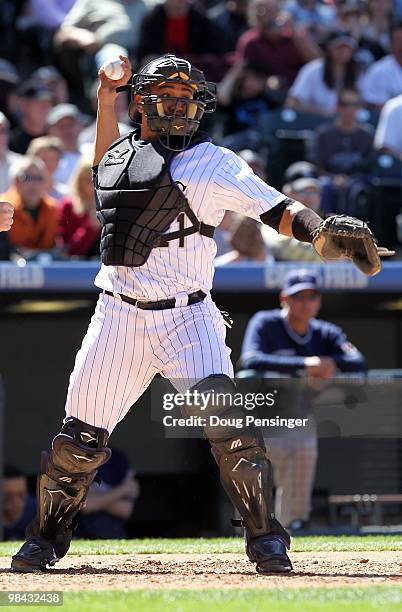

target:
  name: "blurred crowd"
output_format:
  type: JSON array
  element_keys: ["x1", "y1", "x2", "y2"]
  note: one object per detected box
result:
[{"x1": 0, "y1": 0, "x2": 402, "y2": 263}]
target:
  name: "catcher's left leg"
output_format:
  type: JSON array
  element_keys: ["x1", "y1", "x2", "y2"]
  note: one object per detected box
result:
[
  {"x1": 159, "y1": 302, "x2": 291, "y2": 573},
  {"x1": 189, "y1": 375, "x2": 292, "y2": 574}
]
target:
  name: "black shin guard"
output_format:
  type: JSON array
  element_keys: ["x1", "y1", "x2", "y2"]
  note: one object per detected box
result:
[
  {"x1": 28, "y1": 417, "x2": 111, "y2": 558},
  {"x1": 189, "y1": 375, "x2": 289, "y2": 546}
]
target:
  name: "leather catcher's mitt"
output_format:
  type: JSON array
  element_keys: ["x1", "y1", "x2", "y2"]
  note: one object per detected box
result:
[{"x1": 313, "y1": 215, "x2": 394, "y2": 276}]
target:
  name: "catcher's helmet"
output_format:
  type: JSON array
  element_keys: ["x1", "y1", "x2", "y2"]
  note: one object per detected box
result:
[{"x1": 128, "y1": 54, "x2": 217, "y2": 151}]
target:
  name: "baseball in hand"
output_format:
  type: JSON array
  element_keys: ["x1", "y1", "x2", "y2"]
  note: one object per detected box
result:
[{"x1": 101, "y1": 58, "x2": 125, "y2": 81}]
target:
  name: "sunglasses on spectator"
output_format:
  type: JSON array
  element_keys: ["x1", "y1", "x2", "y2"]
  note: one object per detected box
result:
[{"x1": 17, "y1": 174, "x2": 45, "y2": 182}]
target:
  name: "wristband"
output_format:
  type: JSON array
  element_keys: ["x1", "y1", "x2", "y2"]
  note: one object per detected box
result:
[{"x1": 292, "y1": 208, "x2": 322, "y2": 243}]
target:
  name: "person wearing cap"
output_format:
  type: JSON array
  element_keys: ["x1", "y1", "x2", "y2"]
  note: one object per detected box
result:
[
  {"x1": 285, "y1": 29, "x2": 362, "y2": 116},
  {"x1": 9, "y1": 81, "x2": 53, "y2": 155},
  {"x1": 262, "y1": 177, "x2": 323, "y2": 261},
  {"x1": 361, "y1": 21, "x2": 402, "y2": 109},
  {"x1": 218, "y1": 62, "x2": 276, "y2": 151},
  {"x1": 283, "y1": 160, "x2": 318, "y2": 183},
  {"x1": 31, "y1": 66, "x2": 69, "y2": 106},
  {"x1": 46, "y1": 103, "x2": 84, "y2": 186},
  {"x1": 239, "y1": 269, "x2": 366, "y2": 530},
  {"x1": 235, "y1": 0, "x2": 321, "y2": 90}
]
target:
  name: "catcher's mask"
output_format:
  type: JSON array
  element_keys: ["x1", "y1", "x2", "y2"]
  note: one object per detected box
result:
[{"x1": 119, "y1": 54, "x2": 217, "y2": 151}]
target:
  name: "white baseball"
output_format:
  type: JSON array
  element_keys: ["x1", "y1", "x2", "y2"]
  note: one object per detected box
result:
[{"x1": 101, "y1": 58, "x2": 125, "y2": 81}]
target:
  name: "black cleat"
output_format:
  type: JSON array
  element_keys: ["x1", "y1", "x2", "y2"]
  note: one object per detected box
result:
[
  {"x1": 246, "y1": 534, "x2": 293, "y2": 574},
  {"x1": 11, "y1": 536, "x2": 59, "y2": 573}
]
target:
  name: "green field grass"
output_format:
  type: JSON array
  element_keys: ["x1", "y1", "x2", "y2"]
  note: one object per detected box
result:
[
  {"x1": 4, "y1": 588, "x2": 402, "y2": 612},
  {"x1": 2, "y1": 538, "x2": 401, "y2": 612},
  {"x1": 1, "y1": 535, "x2": 402, "y2": 556}
]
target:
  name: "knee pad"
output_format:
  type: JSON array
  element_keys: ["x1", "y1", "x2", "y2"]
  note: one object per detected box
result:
[
  {"x1": 188, "y1": 374, "x2": 247, "y2": 440},
  {"x1": 36, "y1": 417, "x2": 111, "y2": 555}
]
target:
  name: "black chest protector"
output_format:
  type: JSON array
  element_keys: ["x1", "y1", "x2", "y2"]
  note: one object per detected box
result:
[{"x1": 95, "y1": 132, "x2": 215, "y2": 266}]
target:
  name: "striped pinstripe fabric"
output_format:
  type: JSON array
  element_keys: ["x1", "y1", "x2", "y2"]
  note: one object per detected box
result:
[{"x1": 65, "y1": 140, "x2": 286, "y2": 431}]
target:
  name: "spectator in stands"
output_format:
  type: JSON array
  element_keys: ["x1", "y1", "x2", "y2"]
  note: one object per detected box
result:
[
  {"x1": 54, "y1": 0, "x2": 147, "y2": 93},
  {"x1": 15, "y1": 1, "x2": 76, "y2": 68},
  {"x1": 239, "y1": 269, "x2": 367, "y2": 530},
  {"x1": 335, "y1": 0, "x2": 381, "y2": 71},
  {"x1": 361, "y1": 21, "x2": 402, "y2": 109},
  {"x1": 286, "y1": 30, "x2": 361, "y2": 117},
  {"x1": 215, "y1": 213, "x2": 268, "y2": 265},
  {"x1": 58, "y1": 157, "x2": 101, "y2": 258},
  {"x1": 217, "y1": 61, "x2": 275, "y2": 150},
  {"x1": 283, "y1": 0, "x2": 335, "y2": 40},
  {"x1": 284, "y1": 159, "x2": 318, "y2": 183},
  {"x1": 137, "y1": 0, "x2": 228, "y2": 81},
  {"x1": 2, "y1": 465, "x2": 36, "y2": 541},
  {"x1": 0, "y1": 112, "x2": 23, "y2": 193},
  {"x1": 336, "y1": 0, "x2": 365, "y2": 42},
  {"x1": 46, "y1": 103, "x2": 83, "y2": 186},
  {"x1": 10, "y1": 81, "x2": 53, "y2": 154},
  {"x1": 359, "y1": 0, "x2": 392, "y2": 59},
  {"x1": 374, "y1": 94, "x2": 402, "y2": 159},
  {"x1": 76, "y1": 447, "x2": 139, "y2": 539},
  {"x1": 5, "y1": 156, "x2": 58, "y2": 252},
  {"x1": 208, "y1": 0, "x2": 249, "y2": 53},
  {"x1": 262, "y1": 176, "x2": 323, "y2": 261},
  {"x1": 235, "y1": 0, "x2": 320, "y2": 90},
  {"x1": 31, "y1": 66, "x2": 69, "y2": 106},
  {"x1": 27, "y1": 135, "x2": 67, "y2": 200},
  {"x1": 310, "y1": 87, "x2": 373, "y2": 175},
  {"x1": 54, "y1": 0, "x2": 146, "y2": 97},
  {"x1": 309, "y1": 87, "x2": 373, "y2": 215},
  {"x1": 29, "y1": 0, "x2": 76, "y2": 30}
]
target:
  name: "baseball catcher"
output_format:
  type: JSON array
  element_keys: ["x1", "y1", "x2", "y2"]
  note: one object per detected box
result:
[{"x1": 11, "y1": 54, "x2": 391, "y2": 576}]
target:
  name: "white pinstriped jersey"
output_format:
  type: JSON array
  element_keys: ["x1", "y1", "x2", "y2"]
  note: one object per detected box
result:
[{"x1": 94, "y1": 139, "x2": 286, "y2": 301}]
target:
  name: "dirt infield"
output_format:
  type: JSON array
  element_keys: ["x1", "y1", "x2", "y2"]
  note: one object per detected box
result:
[{"x1": 1, "y1": 551, "x2": 402, "y2": 590}]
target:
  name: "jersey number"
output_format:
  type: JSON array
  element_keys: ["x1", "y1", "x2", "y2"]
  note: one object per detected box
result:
[{"x1": 159, "y1": 213, "x2": 186, "y2": 248}]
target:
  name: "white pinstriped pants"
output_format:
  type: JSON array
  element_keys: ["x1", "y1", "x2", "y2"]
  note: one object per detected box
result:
[{"x1": 64, "y1": 292, "x2": 233, "y2": 433}]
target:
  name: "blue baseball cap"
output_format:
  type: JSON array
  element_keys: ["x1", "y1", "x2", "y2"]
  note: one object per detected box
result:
[{"x1": 281, "y1": 270, "x2": 320, "y2": 296}]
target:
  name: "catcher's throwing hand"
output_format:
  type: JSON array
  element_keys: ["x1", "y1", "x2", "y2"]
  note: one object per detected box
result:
[
  {"x1": 313, "y1": 215, "x2": 394, "y2": 276},
  {"x1": 0, "y1": 201, "x2": 13, "y2": 232},
  {"x1": 97, "y1": 55, "x2": 132, "y2": 106}
]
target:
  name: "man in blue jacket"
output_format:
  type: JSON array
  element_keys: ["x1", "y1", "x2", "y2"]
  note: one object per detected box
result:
[{"x1": 240, "y1": 269, "x2": 366, "y2": 530}]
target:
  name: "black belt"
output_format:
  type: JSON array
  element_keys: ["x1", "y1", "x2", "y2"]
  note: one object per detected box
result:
[{"x1": 103, "y1": 289, "x2": 206, "y2": 310}]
